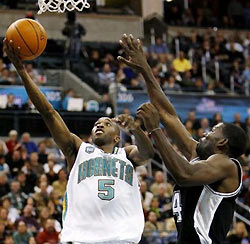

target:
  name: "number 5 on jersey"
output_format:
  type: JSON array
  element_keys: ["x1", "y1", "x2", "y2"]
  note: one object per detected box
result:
[
  {"x1": 173, "y1": 191, "x2": 182, "y2": 222},
  {"x1": 98, "y1": 179, "x2": 115, "y2": 201}
]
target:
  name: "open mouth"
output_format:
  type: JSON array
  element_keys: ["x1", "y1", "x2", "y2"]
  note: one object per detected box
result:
[{"x1": 95, "y1": 129, "x2": 104, "y2": 135}]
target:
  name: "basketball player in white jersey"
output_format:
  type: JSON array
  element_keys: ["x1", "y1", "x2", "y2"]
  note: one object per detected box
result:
[
  {"x1": 118, "y1": 34, "x2": 248, "y2": 244},
  {"x1": 4, "y1": 39, "x2": 155, "y2": 243}
]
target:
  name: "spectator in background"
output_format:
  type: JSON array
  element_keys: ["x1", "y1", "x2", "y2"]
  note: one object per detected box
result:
[
  {"x1": 241, "y1": 62, "x2": 250, "y2": 82},
  {"x1": 25, "y1": 11, "x2": 36, "y2": 21},
  {"x1": 149, "y1": 37, "x2": 168, "y2": 56},
  {"x1": 172, "y1": 51, "x2": 192, "y2": 73},
  {"x1": 0, "y1": 140, "x2": 8, "y2": 156},
  {"x1": 200, "y1": 117, "x2": 211, "y2": 134},
  {"x1": 233, "y1": 113, "x2": 246, "y2": 130},
  {"x1": 5, "y1": 94, "x2": 18, "y2": 110},
  {"x1": 52, "y1": 169, "x2": 67, "y2": 199},
  {"x1": 182, "y1": 8, "x2": 195, "y2": 26},
  {"x1": 37, "y1": 141, "x2": 48, "y2": 165},
  {"x1": 25, "y1": 64, "x2": 44, "y2": 86},
  {"x1": 0, "y1": 155, "x2": 10, "y2": 176},
  {"x1": 0, "y1": 223, "x2": 6, "y2": 243},
  {"x1": 6, "y1": 150, "x2": 24, "y2": 177},
  {"x1": 0, "y1": 68, "x2": 14, "y2": 85},
  {"x1": 12, "y1": 221, "x2": 33, "y2": 244},
  {"x1": 156, "y1": 184, "x2": 172, "y2": 217},
  {"x1": 33, "y1": 182, "x2": 50, "y2": 213},
  {"x1": 44, "y1": 159, "x2": 60, "y2": 183},
  {"x1": 89, "y1": 50, "x2": 103, "y2": 72},
  {"x1": 140, "y1": 181, "x2": 153, "y2": 212},
  {"x1": 212, "y1": 112, "x2": 223, "y2": 126},
  {"x1": 36, "y1": 219, "x2": 59, "y2": 244},
  {"x1": 17, "y1": 171, "x2": 33, "y2": 195},
  {"x1": 62, "y1": 88, "x2": 75, "y2": 111},
  {"x1": 99, "y1": 94, "x2": 114, "y2": 117},
  {"x1": 129, "y1": 77, "x2": 144, "y2": 91},
  {"x1": 143, "y1": 211, "x2": 161, "y2": 243},
  {"x1": 0, "y1": 173, "x2": 10, "y2": 198},
  {"x1": 5, "y1": 130, "x2": 19, "y2": 156},
  {"x1": 1, "y1": 197, "x2": 19, "y2": 224},
  {"x1": 98, "y1": 63, "x2": 115, "y2": 93},
  {"x1": 21, "y1": 98, "x2": 37, "y2": 112},
  {"x1": 29, "y1": 153, "x2": 44, "y2": 177},
  {"x1": 21, "y1": 133, "x2": 38, "y2": 155},
  {"x1": 0, "y1": 208, "x2": 14, "y2": 233},
  {"x1": 227, "y1": 0, "x2": 244, "y2": 28},
  {"x1": 16, "y1": 205, "x2": 40, "y2": 234},
  {"x1": 103, "y1": 53, "x2": 118, "y2": 73},
  {"x1": 6, "y1": 181, "x2": 27, "y2": 211},
  {"x1": 62, "y1": 12, "x2": 86, "y2": 59},
  {"x1": 150, "y1": 171, "x2": 173, "y2": 197},
  {"x1": 226, "y1": 221, "x2": 249, "y2": 244},
  {"x1": 163, "y1": 75, "x2": 181, "y2": 93},
  {"x1": 4, "y1": 235, "x2": 14, "y2": 244},
  {"x1": 185, "y1": 111, "x2": 200, "y2": 130}
]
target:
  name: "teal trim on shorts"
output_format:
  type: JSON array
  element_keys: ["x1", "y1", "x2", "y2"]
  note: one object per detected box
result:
[{"x1": 63, "y1": 192, "x2": 68, "y2": 221}]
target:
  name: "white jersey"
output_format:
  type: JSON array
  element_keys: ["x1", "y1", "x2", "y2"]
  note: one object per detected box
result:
[{"x1": 61, "y1": 142, "x2": 144, "y2": 243}]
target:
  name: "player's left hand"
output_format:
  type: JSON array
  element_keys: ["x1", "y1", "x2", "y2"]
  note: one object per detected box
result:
[
  {"x1": 113, "y1": 114, "x2": 141, "y2": 133},
  {"x1": 3, "y1": 38, "x2": 24, "y2": 70},
  {"x1": 118, "y1": 34, "x2": 148, "y2": 72},
  {"x1": 137, "y1": 103, "x2": 160, "y2": 133}
]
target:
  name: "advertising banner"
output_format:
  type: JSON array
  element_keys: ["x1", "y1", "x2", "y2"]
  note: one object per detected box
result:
[
  {"x1": 0, "y1": 86, "x2": 62, "y2": 110},
  {"x1": 117, "y1": 91, "x2": 250, "y2": 122}
]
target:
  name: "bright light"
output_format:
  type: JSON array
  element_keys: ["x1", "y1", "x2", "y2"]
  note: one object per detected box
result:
[{"x1": 166, "y1": 0, "x2": 173, "y2": 2}]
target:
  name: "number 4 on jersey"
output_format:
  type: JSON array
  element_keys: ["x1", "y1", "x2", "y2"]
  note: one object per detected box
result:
[{"x1": 173, "y1": 191, "x2": 182, "y2": 222}]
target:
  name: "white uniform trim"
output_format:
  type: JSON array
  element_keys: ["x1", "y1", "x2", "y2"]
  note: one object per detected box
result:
[
  {"x1": 193, "y1": 158, "x2": 242, "y2": 244},
  {"x1": 194, "y1": 187, "x2": 223, "y2": 244},
  {"x1": 205, "y1": 158, "x2": 242, "y2": 198}
]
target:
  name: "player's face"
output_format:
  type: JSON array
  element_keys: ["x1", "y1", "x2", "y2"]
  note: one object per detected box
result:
[
  {"x1": 196, "y1": 123, "x2": 224, "y2": 160},
  {"x1": 91, "y1": 117, "x2": 120, "y2": 147}
]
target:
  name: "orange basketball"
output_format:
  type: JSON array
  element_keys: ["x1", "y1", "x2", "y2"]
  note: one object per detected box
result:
[{"x1": 5, "y1": 18, "x2": 47, "y2": 61}]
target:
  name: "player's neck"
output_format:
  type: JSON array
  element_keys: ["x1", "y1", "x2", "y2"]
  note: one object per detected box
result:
[{"x1": 97, "y1": 144, "x2": 115, "y2": 154}]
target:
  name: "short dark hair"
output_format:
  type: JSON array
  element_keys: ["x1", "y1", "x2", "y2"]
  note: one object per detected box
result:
[{"x1": 222, "y1": 123, "x2": 248, "y2": 158}]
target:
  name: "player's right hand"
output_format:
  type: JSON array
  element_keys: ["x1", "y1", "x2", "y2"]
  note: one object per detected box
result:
[
  {"x1": 3, "y1": 38, "x2": 24, "y2": 70},
  {"x1": 118, "y1": 34, "x2": 148, "y2": 72}
]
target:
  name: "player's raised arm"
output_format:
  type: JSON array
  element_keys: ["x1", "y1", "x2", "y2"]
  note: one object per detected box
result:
[
  {"x1": 113, "y1": 114, "x2": 154, "y2": 165},
  {"x1": 118, "y1": 34, "x2": 197, "y2": 160},
  {"x1": 3, "y1": 39, "x2": 82, "y2": 170},
  {"x1": 137, "y1": 103, "x2": 242, "y2": 188}
]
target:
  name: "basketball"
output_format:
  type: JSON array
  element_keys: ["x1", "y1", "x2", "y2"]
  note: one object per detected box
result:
[{"x1": 5, "y1": 18, "x2": 47, "y2": 61}]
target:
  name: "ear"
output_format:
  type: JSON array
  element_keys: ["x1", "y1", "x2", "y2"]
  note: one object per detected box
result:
[
  {"x1": 114, "y1": 135, "x2": 120, "y2": 144},
  {"x1": 217, "y1": 138, "x2": 228, "y2": 147}
]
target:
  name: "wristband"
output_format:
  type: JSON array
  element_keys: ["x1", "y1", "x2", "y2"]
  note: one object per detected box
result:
[{"x1": 149, "y1": 127, "x2": 161, "y2": 135}]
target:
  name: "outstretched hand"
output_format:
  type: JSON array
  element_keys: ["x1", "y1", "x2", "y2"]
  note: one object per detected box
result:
[
  {"x1": 137, "y1": 103, "x2": 160, "y2": 133},
  {"x1": 3, "y1": 39, "x2": 24, "y2": 70},
  {"x1": 118, "y1": 34, "x2": 148, "y2": 72},
  {"x1": 113, "y1": 114, "x2": 142, "y2": 133}
]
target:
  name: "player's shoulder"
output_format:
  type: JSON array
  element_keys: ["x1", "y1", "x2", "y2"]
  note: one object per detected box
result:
[{"x1": 206, "y1": 154, "x2": 238, "y2": 170}]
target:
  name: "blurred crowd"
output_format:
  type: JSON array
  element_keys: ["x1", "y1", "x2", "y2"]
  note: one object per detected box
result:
[
  {"x1": 164, "y1": 0, "x2": 250, "y2": 29},
  {"x1": 68, "y1": 29, "x2": 250, "y2": 96},
  {"x1": 2, "y1": 27, "x2": 250, "y2": 97},
  {"x1": 0, "y1": 107, "x2": 249, "y2": 243}
]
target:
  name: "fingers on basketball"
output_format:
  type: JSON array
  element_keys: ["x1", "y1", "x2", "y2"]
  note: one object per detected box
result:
[{"x1": 5, "y1": 18, "x2": 47, "y2": 61}]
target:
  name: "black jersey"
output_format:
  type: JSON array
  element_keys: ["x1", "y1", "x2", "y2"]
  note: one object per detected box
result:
[{"x1": 172, "y1": 158, "x2": 242, "y2": 244}]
